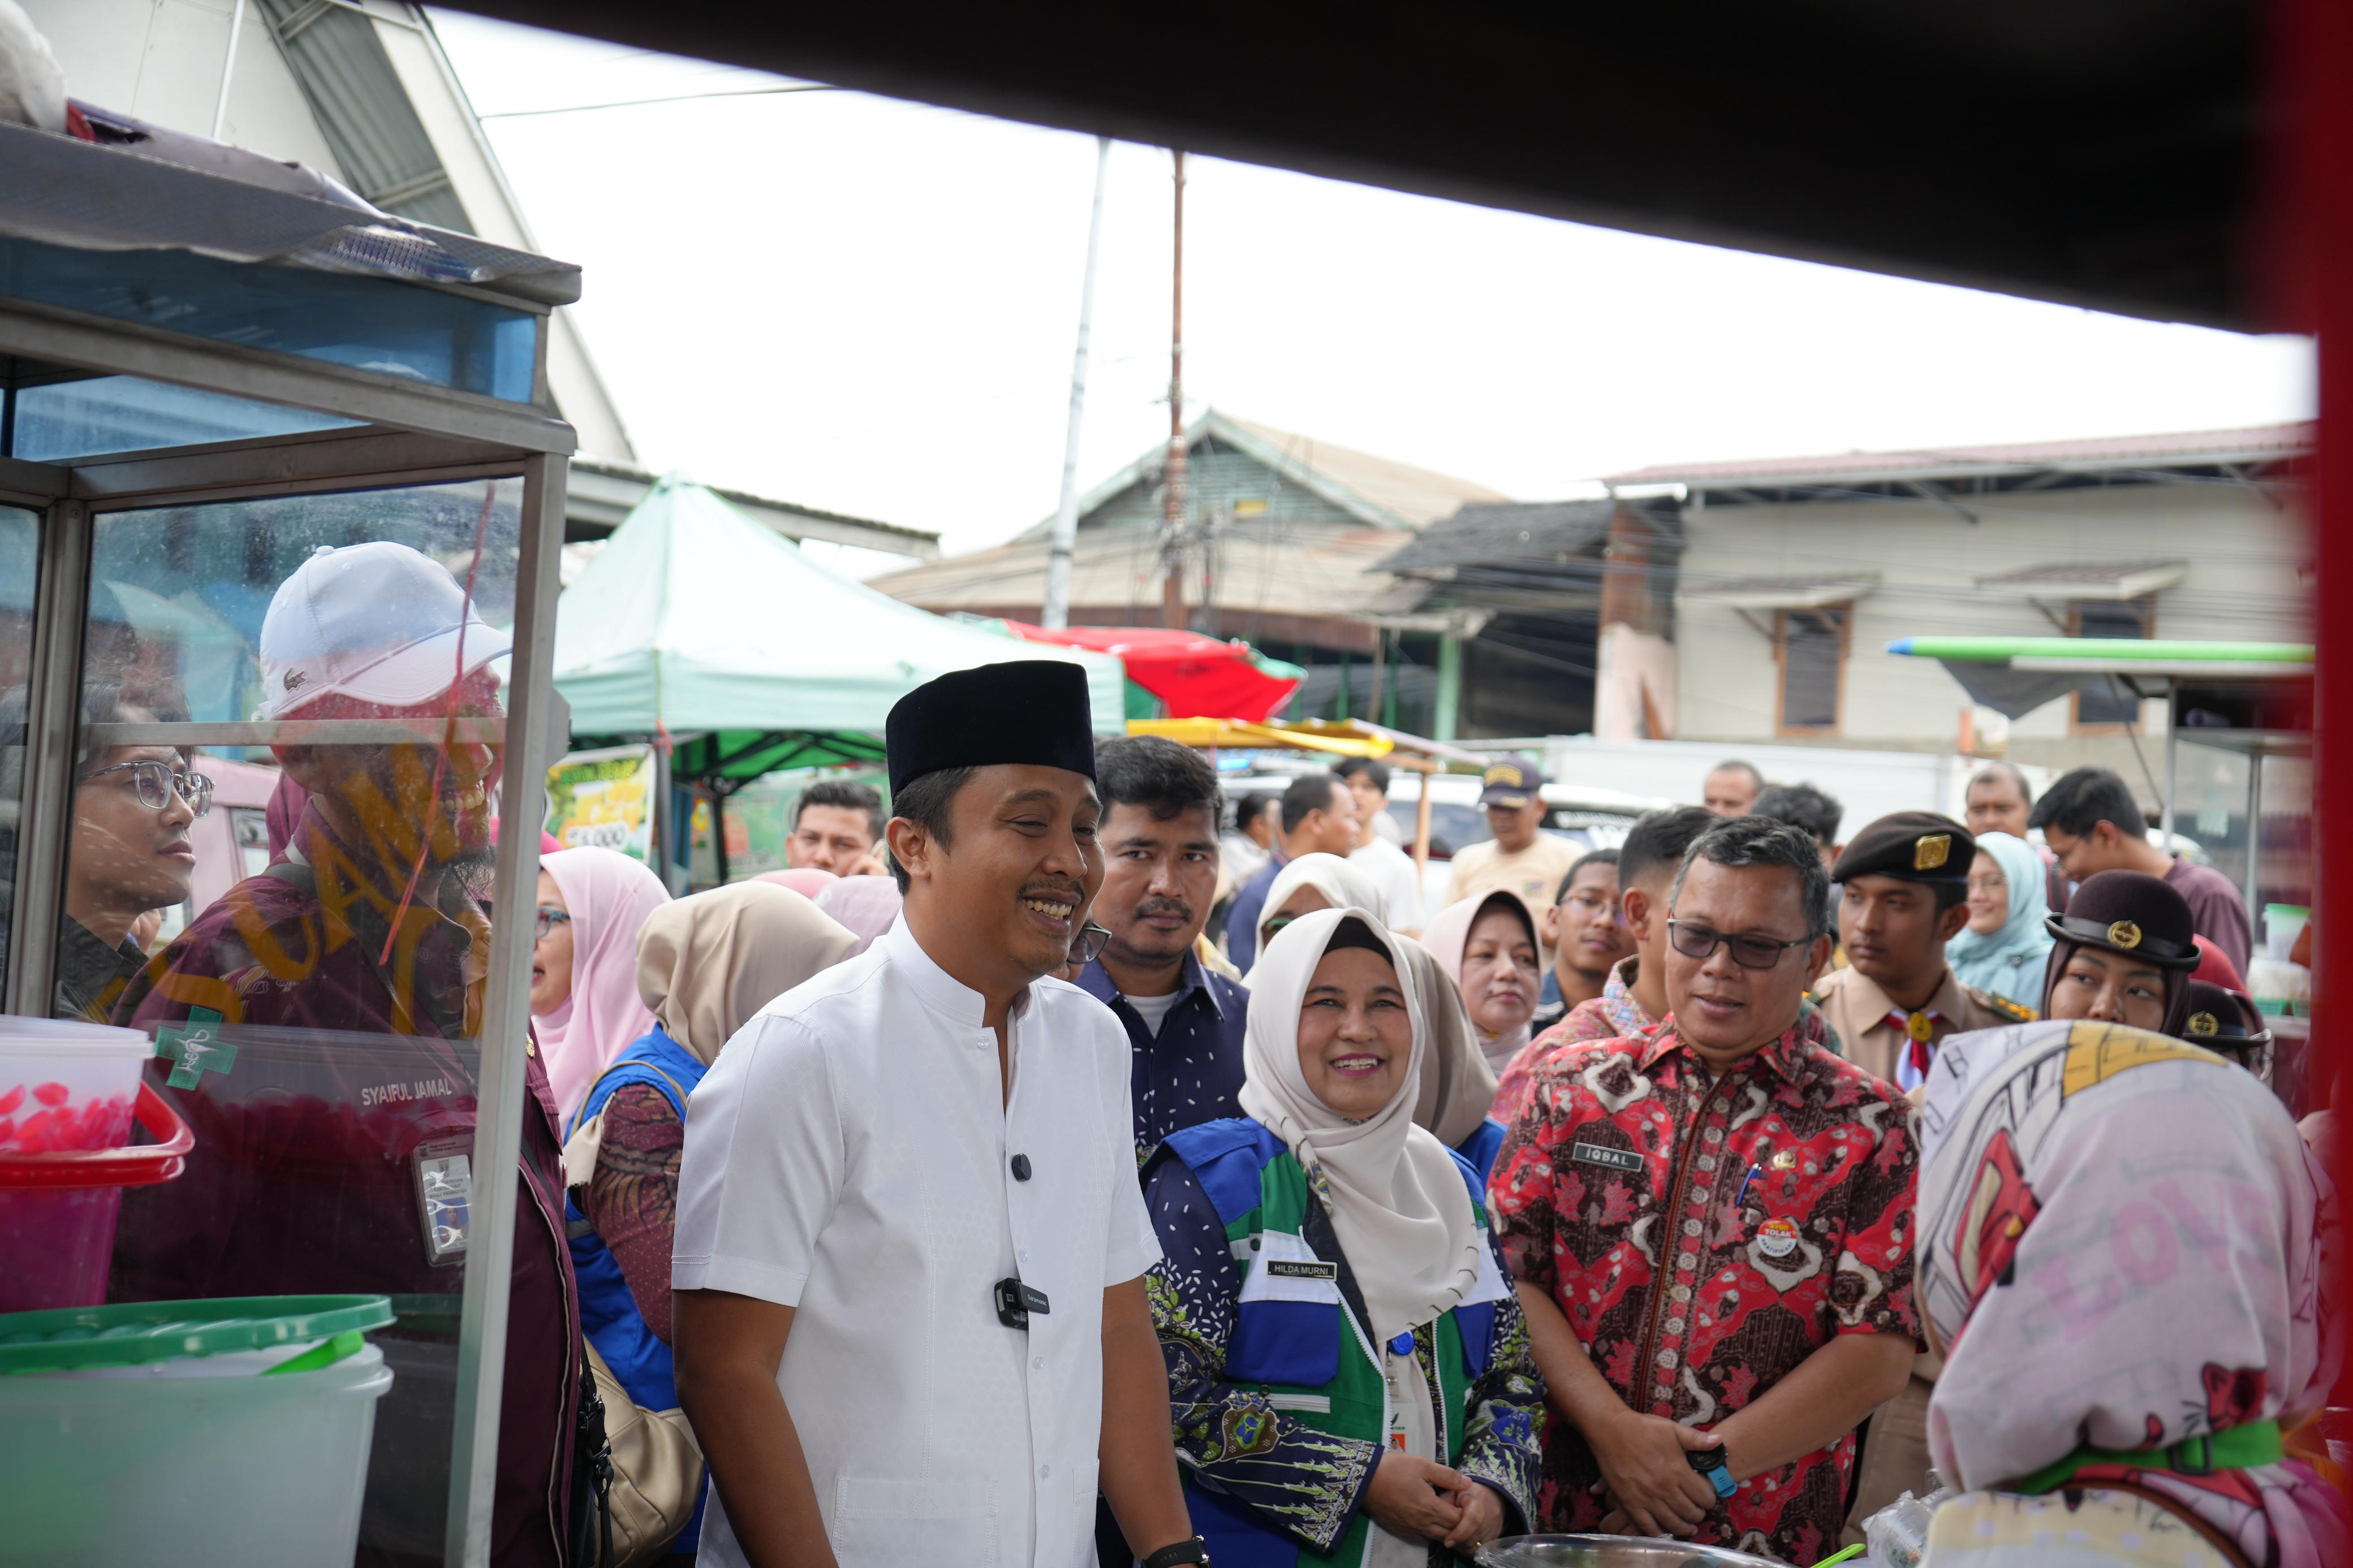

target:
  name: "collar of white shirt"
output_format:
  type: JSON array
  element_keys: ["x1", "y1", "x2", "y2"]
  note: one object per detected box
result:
[{"x1": 879, "y1": 912, "x2": 1033, "y2": 1044}]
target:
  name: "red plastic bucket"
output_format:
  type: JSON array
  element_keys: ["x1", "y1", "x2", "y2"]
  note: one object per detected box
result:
[{"x1": 0, "y1": 1082, "x2": 192, "y2": 1312}]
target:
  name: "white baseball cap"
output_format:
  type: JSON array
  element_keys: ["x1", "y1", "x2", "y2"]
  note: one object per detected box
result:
[{"x1": 255, "y1": 541, "x2": 512, "y2": 719}]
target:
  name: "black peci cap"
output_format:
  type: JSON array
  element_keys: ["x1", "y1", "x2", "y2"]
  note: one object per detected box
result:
[
  {"x1": 885, "y1": 660, "x2": 1098, "y2": 794},
  {"x1": 1831, "y1": 810, "x2": 1973, "y2": 885},
  {"x1": 2045, "y1": 869, "x2": 2200, "y2": 968}
]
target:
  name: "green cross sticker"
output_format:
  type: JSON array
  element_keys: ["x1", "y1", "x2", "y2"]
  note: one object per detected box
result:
[{"x1": 154, "y1": 1008, "x2": 236, "y2": 1090}]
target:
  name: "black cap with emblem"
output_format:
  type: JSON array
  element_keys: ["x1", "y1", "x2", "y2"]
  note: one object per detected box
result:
[
  {"x1": 2177, "y1": 979, "x2": 2275, "y2": 1082},
  {"x1": 1831, "y1": 810, "x2": 1973, "y2": 886},
  {"x1": 2044, "y1": 869, "x2": 2200, "y2": 968}
]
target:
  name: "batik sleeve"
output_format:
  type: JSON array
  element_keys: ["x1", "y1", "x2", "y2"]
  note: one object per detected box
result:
[
  {"x1": 1487, "y1": 1068, "x2": 1564, "y2": 1297},
  {"x1": 1829, "y1": 1091, "x2": 1921, "y2": 1342},
  {"x1": 583, "y1": 1083, "x2": 686, "y2": 1344},
  {"x1": 1455, "y1": 1235, "x2": 1546, "y2": 1532},
  {"x1": 1143, "y1": 1156, "x2": 1381, "y2": 1553}
]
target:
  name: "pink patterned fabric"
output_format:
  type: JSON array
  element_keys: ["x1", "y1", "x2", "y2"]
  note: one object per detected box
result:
[
  {"x1": 1917, "y1": 1019, "x2": 2347, "y2": 1567},
  {"x1": 1490, "y1": 955, "x2": 1659, "y2": 1126},
  {"x1": 537, "y1": 846, "x2": 671, "y2": 1121}
]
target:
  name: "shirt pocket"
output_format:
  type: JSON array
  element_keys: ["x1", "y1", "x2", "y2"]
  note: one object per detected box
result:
[
  {"x1": 831, "y1": 1476, "x2": 997, "y2": 1566},
  {"x1": 1228, "y1": 1231, "x2": 1342, "y2": 1388}
]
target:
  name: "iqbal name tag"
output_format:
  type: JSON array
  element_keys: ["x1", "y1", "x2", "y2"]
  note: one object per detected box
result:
[
  {"x1": 1263, "y1": 1259, "x2": 1338, "y2": 1282},
  {"x1": 1570, "y1": 1141, "x2": 1645, "y2": 1174}
]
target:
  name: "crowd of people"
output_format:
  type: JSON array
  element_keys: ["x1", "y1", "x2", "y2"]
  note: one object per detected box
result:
[{"x1": 32, "y1": 536, "x2": 2339, "y2": 1568}]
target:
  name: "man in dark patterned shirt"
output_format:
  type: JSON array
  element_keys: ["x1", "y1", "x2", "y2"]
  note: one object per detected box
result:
[
  {"x1": 1490, "y1": 817, "x2": 1917, "y2": 1565},
  {"x1": 1078, "y1": 736, "x2": 1250, "y2": 1163}
]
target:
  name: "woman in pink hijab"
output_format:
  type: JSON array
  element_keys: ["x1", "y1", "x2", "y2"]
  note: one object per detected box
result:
[
  {"x1": 815, "y1": 874, "x2": 903, "y2": 958},
  {"x1": 756, "y1": 867, "x2": 837, "y2": 901},
  {"x1": 534, "y1": 846, "x2": 672, "y2": 1121}
]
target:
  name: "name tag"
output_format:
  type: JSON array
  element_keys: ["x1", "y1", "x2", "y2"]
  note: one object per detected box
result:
[
  {"x1": 1264, "y1": 1259, "x2": 1338, "y2": 1281},
  {"x1": 1571, "y1": 1141, "x2": 1645, "y2": 1174}
]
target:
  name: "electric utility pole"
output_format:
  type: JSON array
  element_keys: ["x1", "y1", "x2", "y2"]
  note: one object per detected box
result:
[
  {"x1": 1160, "y1": 148, "x2": 1188, "y2": 629},
  {"x1": 1042, "y1": 136, "x2": 1111, "y2": 630}
]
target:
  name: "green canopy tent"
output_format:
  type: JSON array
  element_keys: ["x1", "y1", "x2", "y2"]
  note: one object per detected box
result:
[
  {"x1": 1888, "y1": 634, "x2": 2313, "y2": 913},
  {"x1": 553, "y1": 474, "x2": 1123, "y2": 878}
]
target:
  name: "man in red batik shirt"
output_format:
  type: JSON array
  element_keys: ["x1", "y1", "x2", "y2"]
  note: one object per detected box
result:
[{"x1": 1489, "y1": 816, "x2": 1916, "y2": 1565}]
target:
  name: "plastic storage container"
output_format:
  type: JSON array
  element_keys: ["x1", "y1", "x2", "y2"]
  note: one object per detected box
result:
[
  {"x1": 0, "y1": 1295, "x2": 395, "y2": 1566},
  {"x1": 0, "y1": 1017, "x2": 151, "y2": 1153},
  {"x1": 0, "y1": 1079, "x2": 191, "y2": 1312}
]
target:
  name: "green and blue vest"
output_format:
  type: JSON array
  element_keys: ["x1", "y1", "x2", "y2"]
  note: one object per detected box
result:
[{"x1": 1156, "y1": 1118, "x2": 1514, "y2": 1568}]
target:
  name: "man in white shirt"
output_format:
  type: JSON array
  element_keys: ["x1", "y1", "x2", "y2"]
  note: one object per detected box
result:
[
  {"x1": 673, "y1": 660, "x2": 1200, "y2": 1568},
  {"x1": 1335, "y1": 758, "x2": 1423, "y2": 934}
]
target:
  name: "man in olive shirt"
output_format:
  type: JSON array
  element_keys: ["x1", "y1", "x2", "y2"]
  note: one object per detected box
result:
[
  {"x1": 1811, "y1": 812, "x2": 2031, "y2": 1091},
  {"x1": 1807, "y1": 810, "x2": 2028, "y2": 1543}
]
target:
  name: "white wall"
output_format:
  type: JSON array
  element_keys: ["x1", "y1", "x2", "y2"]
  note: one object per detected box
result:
[
  {"x1": 1539, "y1": 735, "x2": 2056, "y2": 839},
  {"x1": 1670, "y1": 478, "x2": 2307, "y2": 763},
  {"x1": 25, "y1": 0, "x2": 344, "y2": 174}
]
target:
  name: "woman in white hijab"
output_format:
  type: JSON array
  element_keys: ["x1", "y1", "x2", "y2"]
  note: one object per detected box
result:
[
  {"x1": 1420, "y1": 888, "x2": 1544, "y2": 1084},
  {"x1": 1248, "y1": 852, "x2": 1384, "y2": 974},
  {"x1": 1142, "y1": 905, "x2": 1543, "y2": 1567}
]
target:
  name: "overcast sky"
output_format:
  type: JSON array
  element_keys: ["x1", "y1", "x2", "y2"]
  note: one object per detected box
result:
[{"x1": 433, "y1": 11, "x2": 2315, "y2": 568}]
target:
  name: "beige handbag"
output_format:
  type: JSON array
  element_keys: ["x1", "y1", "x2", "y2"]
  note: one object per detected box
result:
[
  {"x1": 583, "y1": 1341, "x2": 705, "y2": 1566},
  {"x1": 564, "y1": 1059, "x2": 706, "y2": 1566}
]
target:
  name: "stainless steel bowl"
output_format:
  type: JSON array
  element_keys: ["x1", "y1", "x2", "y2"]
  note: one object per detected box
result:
[{"x1": 1474, "y1": 1535, "x2": 1786, "y2": 1568}]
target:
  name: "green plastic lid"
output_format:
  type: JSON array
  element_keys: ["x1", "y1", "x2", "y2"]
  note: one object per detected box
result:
[{"x1": 0, "y1": 1295, "x2": 395, "y2": 1375}]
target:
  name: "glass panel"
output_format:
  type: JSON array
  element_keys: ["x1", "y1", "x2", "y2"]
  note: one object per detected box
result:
[
  {"x1": 12, "y1": 375, "x2": 360, "y2": 461},
  {"x1": 51, "y1": 479, "x2": 534, "y2": 1567},
  {"x1": 2072, "y1": 599, "x2": 2151, "y2": 727},
  {"x1": 0, "y1": 504, "x2": 41, "y2": 1001},
  {"x1": 1779, "y1": 607, "x2": 1845, "y2": 730},
  {"x1": 0, "y1": 236, "x2": 541, "y2": 403}
]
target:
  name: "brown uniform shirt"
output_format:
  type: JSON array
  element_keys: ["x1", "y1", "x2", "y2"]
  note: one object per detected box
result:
[{"x1": 1809, "y1": 964, "x2": 2031, "y2": 1090}]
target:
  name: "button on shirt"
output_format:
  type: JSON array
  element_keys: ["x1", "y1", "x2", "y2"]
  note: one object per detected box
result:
[
  {"x1": 674, "y1": 917, "x2": 1160, "y2": 1568},
  {"x1": 1076, "y1": 953, "x2": 1249, "y2": 1163},
  {"x1": 1488, "y1": 1014, "x2": 1921, "y2": 1567}
]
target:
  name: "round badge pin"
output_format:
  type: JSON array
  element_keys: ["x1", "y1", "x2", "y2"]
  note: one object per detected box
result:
[{"x1": 1756, "y1": 1216, "x2": 1800, "y2": 1259}]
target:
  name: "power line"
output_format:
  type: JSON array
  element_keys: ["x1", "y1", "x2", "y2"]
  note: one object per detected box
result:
[{"x1": 479, "y1": 84, "x2": 839, "y2": 120}]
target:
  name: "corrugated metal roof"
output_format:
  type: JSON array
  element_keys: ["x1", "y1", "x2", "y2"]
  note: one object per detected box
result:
[
  {"x1": 1605, "y1": 421, "x2": 2312, "y2": 489},
  {"x1": 255, "y1": 0, "x2": 471, "y2": 232},
  {"x1": 1378, "y1": 499, "x2": 1615, "y2": 576},
  {"x1": 870, "y1": 515, "x2": 1427, "y2": 621},
  {"x1": 1016, "y1": 408, "x2": 1508, "y2": 540}
]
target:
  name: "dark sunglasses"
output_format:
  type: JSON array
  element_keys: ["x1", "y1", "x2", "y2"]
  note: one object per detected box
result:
[{"x1": 1667, "y1": 919, "x2": 1812, "y2": 970}]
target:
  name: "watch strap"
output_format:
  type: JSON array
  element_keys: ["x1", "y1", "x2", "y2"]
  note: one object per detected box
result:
[{"x1": 1140, "y1": 1536, "x2": 1211, "y2": 1568}]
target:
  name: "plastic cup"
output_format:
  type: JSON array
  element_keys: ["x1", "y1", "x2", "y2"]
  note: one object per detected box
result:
[{"x1": 0, "y1": 1017, "x2": 151, "y2": 1154}]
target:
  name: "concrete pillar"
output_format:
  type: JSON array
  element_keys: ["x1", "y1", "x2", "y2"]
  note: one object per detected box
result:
[{"x1": 1434, "y1": 633, "x2": 1463, "y2": 741}]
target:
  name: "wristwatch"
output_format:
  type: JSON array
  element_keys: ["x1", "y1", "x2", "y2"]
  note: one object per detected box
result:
[
  {"x1": 1686, "y1": 1443, "x2": 1736, "y2": 1501},
  {"x1": 1140, "y1": 1536, "x2": 1212, "y2": 1567}
]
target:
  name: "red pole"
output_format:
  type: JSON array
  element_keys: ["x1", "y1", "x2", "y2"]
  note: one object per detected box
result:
[{"x1": 2277, "y1": 0, "x2": 2349, "y2": 1376}]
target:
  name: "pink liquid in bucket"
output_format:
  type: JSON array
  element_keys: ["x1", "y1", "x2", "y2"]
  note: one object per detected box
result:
[
  {"x1": 0, "y1": 1022, "x2": 192, "y2": 1313},
  {"x1": 0, "y1": 1185, "x2": 124, "y2": 1312}
]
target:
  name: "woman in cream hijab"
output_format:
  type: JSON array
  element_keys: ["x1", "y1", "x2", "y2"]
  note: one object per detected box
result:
[
  {"x1": 565, "y1": 882, "x2": 856, "y2": 1560},
  {"x1": 1247, "y1": 851, "x2": 1384, "y2": 975},
  {"x1": 1142, "y1": 905, "x2": 1542, "y2": 1567}
]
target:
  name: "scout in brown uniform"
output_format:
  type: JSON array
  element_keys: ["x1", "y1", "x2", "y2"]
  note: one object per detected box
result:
[
  {"x1": 1810, "y1": 811, "x2": 2031, "y2": 1093},
  {"x1": 1809, "y1": 811, "x2": 2029, "y2": 1544}
]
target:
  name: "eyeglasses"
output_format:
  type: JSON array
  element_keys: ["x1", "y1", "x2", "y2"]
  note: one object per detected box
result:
[
  {"x1": 1966, "y1": 874, "x2": 2008, "y2": 895},
  {"x1": 80, "y1": 759, "x2": 213, "y2": 817},
  {"x1": 1666, "y1": 919, "x2": 1812, "y2": 970},
  {"x1": 533, "y1": 905, "x2": 573, "y2": 943},
  {"x1": 1068, "y1": 922, "x2": 1112, "y2": 967}
]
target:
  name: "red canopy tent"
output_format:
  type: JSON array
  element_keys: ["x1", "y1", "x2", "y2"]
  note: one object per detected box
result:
[{"x1": 1001, "y1": 621, "x2": 1304, "y2": 722}]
